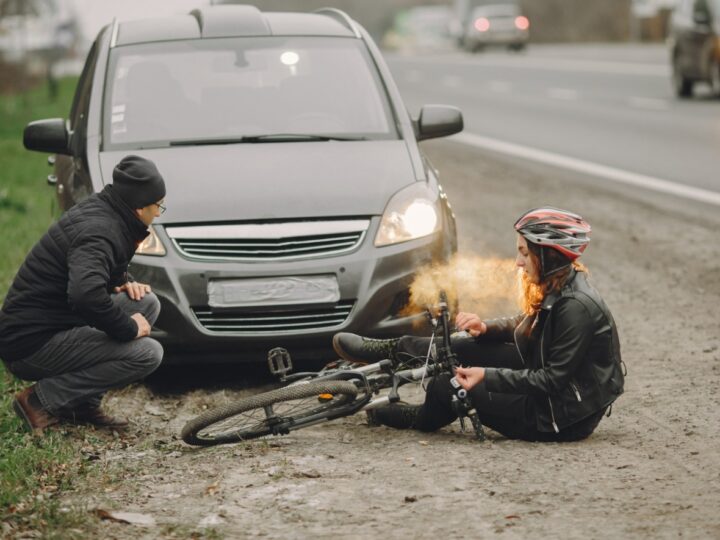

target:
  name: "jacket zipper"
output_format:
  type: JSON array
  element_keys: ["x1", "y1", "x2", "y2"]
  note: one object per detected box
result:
[
  {"x1": 540, "y1": 325, "x2": 560, "y2": 433},
  {"x1": 570, "y1": 381, "x2": 582, "y2": 402},
  {"x1": 513, "y1": 323, "x2": 526, "y2": 366}
]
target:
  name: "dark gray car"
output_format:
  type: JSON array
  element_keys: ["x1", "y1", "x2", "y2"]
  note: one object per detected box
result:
[{"x1": 23, "y1": 5, "x2": 462, "y2": 364}]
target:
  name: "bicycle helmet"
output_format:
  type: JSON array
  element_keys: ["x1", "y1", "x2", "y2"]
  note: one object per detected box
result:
[{"x1": 514, "y1": 207, "x2": 591, "y2": 261}]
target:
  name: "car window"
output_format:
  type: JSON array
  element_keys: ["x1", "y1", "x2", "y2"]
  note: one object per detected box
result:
[
  {"x1": 472, "y1": 5, "x2": 521, "y2": 17},
  {"x1": 104, "y1": 36, "x2": 398, "y2": 149},
  {"x1": 70, "y1": 37, "x2": 99, "y2": 129}
]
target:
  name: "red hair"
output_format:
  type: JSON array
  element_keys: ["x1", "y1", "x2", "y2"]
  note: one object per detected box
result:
[{"x1": 518, "y1": 248, "x2": 588, "y2": 316}]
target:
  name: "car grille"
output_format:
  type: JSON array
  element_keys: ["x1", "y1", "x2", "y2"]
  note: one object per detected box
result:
[
  {"x1": 165, "y1": 220, "x2": 369, "y2": 261},
  {"x1": 193, "y1": 301, "x2": 355, "y2": 334}
]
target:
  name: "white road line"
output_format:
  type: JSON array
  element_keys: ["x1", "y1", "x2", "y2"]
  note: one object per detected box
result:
[
  {"x1": 547, "y1": 88, "x2": 579, "y2": 100},
  {"x1": 452, "y1": 132, "x2": 720, "y2": 206},
  {"x1": 388, "y1": 54, "x2": 670, "y2": 77},
  {"x1": 628, "y1": 96, "x2": 670, "y2": 111}
]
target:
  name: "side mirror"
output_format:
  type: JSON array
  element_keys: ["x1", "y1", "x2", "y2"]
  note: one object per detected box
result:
[
  {"x1": 415, "y1": 105, "x2": 464, "y2": 142},
  {"x1": 23, "y1": 118, "x2": 72, "y2": 155}
]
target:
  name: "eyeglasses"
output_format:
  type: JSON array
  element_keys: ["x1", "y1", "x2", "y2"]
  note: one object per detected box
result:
[{"x1": 155, "y1": 202, "x2": 166, "y2": 214}]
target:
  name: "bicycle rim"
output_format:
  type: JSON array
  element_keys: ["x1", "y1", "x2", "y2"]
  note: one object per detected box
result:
[{"x1": 181, "y1": 380, "x2": 359, "y2": 446}]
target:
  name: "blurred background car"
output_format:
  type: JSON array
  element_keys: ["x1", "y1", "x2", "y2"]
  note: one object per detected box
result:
[
  {"x1": 462, "y1": 2, "x2": 529, "y2": 52},
  {"x1": 22, "y1": 5, "x2": 462, "y2": 365},
  {"x1": 0, "y1": 0, "x2": 80, "y2": 69},
  {"x1": 382, "y1": 5, "x2": 454, "y2": 53},
  {"x1": 668, "y1": 0, "x2": 720, "y2": 97}
]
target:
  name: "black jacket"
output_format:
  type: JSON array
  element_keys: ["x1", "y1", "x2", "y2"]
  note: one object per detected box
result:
[
  {"x1": 0, "y1": 186, "x2": 149, "y2": 362},
  {"x1": 482, "y1": 270, "x2": 625, "y2": 432}
]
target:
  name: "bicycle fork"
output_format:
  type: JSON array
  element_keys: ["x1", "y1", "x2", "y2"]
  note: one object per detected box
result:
[{"x1": 450, "y1": 377, "x2": 486, "y2": 441}]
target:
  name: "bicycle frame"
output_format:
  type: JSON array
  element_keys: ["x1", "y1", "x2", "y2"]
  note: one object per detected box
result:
[{"x1": 267, "y1": 296, "x2": 487, "y2": 440}]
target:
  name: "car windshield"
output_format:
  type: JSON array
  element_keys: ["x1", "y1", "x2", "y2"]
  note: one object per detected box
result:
[
  {"x1": 104, "y1": 36, "x2": 398, "y2": 149},
  {"x1": 472, "y1": 5, "x2": 520, "y2": 17}
]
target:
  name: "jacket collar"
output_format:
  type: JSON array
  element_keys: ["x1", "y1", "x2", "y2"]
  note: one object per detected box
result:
[
  {"x1": 541, "y1": 268, "x2": 578, "y2": 311},
  {"x1": 98, "y1": 185, "x2": 149, "y2": 243}
]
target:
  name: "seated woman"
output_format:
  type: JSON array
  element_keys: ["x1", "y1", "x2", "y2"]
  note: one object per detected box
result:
[{"x1": 332, "y1": 207, "x2": 625, "y2": 442}]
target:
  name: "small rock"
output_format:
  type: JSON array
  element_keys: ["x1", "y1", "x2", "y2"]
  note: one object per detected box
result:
[{"x1": 404, "y1": 495, "x2": 417, "y2": 503}]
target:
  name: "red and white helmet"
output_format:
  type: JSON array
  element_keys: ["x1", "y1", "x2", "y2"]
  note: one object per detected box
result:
[{"x1": 514, "y1": 207, "x2": 591, "y2": 261}]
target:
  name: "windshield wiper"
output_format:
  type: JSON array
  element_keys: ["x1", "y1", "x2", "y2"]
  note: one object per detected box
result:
[{"x1": 169, "y1": 134, "x2": 368, "y2": 146}]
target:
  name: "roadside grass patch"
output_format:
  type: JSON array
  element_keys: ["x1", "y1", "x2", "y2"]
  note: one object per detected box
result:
[{"x1": 0, "y1": 77, "x2": 101, "y2": 537}]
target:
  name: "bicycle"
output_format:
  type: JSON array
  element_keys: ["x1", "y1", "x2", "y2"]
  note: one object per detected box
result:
[{"x1": 181, "y1": 295, "x2": 486, "y2": 446}]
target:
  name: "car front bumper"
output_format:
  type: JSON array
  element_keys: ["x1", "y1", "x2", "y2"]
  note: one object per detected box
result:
[{"x1": 129, "y1": 218, "x2": 451, "y2": 365}]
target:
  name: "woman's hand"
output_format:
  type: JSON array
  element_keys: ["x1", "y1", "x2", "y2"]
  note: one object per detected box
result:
[
  {"x1": 115, "y1": 281, "x2": 152, "y2": 301},
  {"x1": 455, "y1": 312, "x2": 487, "y2": 337},
  {"x1": 454, "y1": 366, "x2": 485, "y2": 391}
]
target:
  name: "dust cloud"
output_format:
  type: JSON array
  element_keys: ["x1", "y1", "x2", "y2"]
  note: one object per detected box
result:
[{"x1": 404, "y1": 253, "x2": 518, "y2": 320}]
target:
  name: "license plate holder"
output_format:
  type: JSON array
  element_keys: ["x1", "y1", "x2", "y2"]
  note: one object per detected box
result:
[{"x1": 207, "y1": 275, "x2": 340, "y2": 309}]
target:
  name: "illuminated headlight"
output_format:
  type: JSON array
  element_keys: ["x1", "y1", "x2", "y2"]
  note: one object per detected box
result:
[
  {"x1": 374, "y1": 183, "x2": 441, "y2": 247},
  {"x1": 135, "y1": 226, "x2": 166, "y2": 256}
]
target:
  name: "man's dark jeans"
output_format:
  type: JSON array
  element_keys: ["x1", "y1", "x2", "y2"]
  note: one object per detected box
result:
[{"x1": 5, "y1": 293, "x2": 163, "y2": 414}]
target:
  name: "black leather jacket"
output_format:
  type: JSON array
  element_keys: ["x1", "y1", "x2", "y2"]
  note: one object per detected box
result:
[{"x1": 482, "y1": 270, "x2": 625, "y2": 432}]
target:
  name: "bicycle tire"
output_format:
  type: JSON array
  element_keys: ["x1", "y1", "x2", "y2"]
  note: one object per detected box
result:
[{"x1": 181, "y1": 380, "x2": 359, "y2": 447}]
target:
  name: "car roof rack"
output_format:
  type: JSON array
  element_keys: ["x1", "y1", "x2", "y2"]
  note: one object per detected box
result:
[
  {"x1": 314, "y1": 8, "x2": 361, "y2": 38},
  {"x1": 110, "y1": 17, "x2": 119, "y2": 48}
]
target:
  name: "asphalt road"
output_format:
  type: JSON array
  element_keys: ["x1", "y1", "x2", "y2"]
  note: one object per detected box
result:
[{"x1": 386, "y1": 44, "x2": 720, "y2": 199}]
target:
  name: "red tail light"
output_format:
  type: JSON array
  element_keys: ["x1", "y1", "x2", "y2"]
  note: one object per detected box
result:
[
  {"x1": 474, "y1": 17, "x2": 490, "y2": 32},
  {"x1": 515, "y1": 16, "x2": 529, "y2": 30}
]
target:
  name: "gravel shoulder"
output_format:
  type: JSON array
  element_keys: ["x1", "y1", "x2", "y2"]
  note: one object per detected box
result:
[{"x1": 59, "y1": 140, "x2": 720, "y2": 539}]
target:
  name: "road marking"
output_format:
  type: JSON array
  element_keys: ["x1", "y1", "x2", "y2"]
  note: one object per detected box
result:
[
  {"x1": 388, "y1": 54, "x2": 670, "y2": 77},
  {"x1": 547, "y1": 88, "x2": 579, "y2": 100},
  {"x1": 628, "y1": 96, "x2": 670, "y2": 111},
  {"x1": 452, "y1": 132, "x2": 720, "y2": 206}
]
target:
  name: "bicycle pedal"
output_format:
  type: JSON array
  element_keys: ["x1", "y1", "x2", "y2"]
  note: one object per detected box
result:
[{"x1": 267, "y1": 347, "x2": 293, "y2": 377}]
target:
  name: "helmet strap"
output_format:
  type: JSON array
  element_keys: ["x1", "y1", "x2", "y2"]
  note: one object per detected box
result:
[{"x1": 539, "y1": 246, "x2": 572, "y2": 280}]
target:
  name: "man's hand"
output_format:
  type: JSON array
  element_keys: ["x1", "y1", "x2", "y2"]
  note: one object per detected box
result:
[
  {"x1": 131, "y1": 313, "x2": 151, "y2": 339},
  {"x1": 455, "y1": 312, "x2": 487, "y2": 337},
  {"x1": 454, "y1": 366, "x2": 485, "y2": 391},
  {"x1": 115, "y1": 281, "x2": 152, "y2": 301}
]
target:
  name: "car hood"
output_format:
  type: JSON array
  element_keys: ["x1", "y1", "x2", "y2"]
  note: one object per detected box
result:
[{"x1": 99, "y1": 141, "x2": 416, "y2": 223}]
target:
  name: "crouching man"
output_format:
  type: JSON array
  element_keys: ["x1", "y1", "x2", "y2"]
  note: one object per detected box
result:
[{"x1": 0, "y1": 155, "x2": 167, "y2": 432}]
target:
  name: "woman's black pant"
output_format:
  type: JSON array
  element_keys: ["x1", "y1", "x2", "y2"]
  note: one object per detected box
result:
[{"x1": 395, "y1": 336, "x2": 602, "y2": 442}]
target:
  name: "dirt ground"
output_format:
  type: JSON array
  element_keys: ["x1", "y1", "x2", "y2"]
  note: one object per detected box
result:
[{"x1": 56, "y1": 140, "x2": 720, "y2": 538}]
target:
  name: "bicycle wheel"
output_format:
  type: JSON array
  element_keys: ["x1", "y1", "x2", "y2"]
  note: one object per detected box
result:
[{"x1": 181, "y1": 380, "x2": 359, "y2": 446}]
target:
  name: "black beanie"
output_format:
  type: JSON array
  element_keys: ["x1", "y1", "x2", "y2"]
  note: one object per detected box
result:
[{"x1": 112, "y1": 155, "x2": 166, "y2": 210}]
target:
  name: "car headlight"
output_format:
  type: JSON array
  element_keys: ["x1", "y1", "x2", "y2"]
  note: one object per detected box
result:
[
  {"x1": 374, "y1": 183, "x2": 441, "y2": 247},
  {"x1": 135, "y1": 226, "x2": 166, "y2": 256}
]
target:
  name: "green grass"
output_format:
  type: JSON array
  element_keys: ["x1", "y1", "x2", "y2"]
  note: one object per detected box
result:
[
  {"x1": 0, "y1": 77, "x2": 76, "y2": 297},
  {"x1": 0, "y1": 76, "x2": 98, "y2": 537}
]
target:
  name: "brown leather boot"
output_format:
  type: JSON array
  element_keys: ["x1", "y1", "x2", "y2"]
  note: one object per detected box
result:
[
  {"x1": 61, "y1": 404, "x2": 129, "y2": 430},
  {"x1": 13, "y1": 386, "x2": 59, "y2": 432}
]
